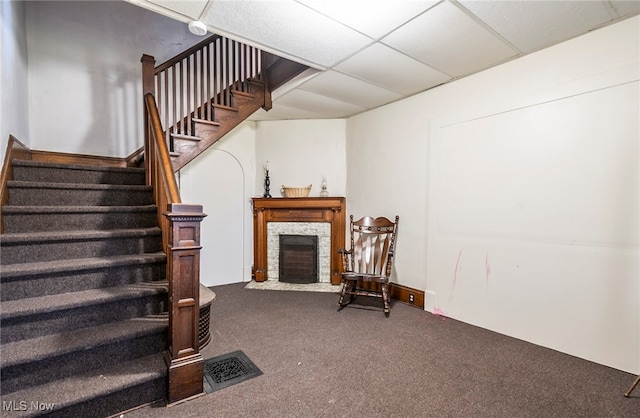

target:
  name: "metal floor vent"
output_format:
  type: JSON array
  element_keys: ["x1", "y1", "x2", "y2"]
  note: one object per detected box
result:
[{"x1": 203, "y1": 350, "x2": 263, "y2": 393}]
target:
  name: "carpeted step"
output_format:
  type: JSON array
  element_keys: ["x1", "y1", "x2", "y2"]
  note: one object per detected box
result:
[
  {"x1": 1, "y1": 204, "x2": 158, "y2": 233},
  {"x1": 11, "y1": 159, "x2": 146, "y2": 185},
  {"x1": 0, "y1": 155, "x2": 170, "y2": 414},
  {"x1": 6, "y1": 181, "x2": 154, "y2": 206},
  {"x1": 1, "y1": 316, "x2": 167, "y2": 394},
  {"x1": 0, "y1": 253, "x2": 166, "y2": 301},
  {"x1": 0, "y1": 352, "x2": 166, "y2": 418},
  {"x1": 0, "y1": 227, "x2": 162, "y2": 265},
  {"x1": 0, "y1": 283, "x2": 168, "y2": 343}
]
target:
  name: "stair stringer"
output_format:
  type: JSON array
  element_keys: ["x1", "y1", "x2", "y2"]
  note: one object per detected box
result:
[{"x1": 170, "y1": 82, "x2": 266, "y2": 172}]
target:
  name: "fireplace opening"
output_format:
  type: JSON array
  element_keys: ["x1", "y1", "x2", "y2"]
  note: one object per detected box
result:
[{"x1": 279, "y1": 235, "x2": 318, "y2": 284}]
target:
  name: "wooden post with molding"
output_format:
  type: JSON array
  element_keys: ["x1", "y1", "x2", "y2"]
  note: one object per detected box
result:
[{"x1": 164, "y1": 203, "x2": 207, "y2": 404}]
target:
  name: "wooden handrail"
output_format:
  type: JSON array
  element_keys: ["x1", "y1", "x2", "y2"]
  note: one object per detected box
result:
[
  {"x1": 142, "y1": 91, "x2": 205, "y2": 404},
  {"x1": 154, "y1": 34, "x2": 222, "y2": 75},
  {"x1": 146, "y1": 35, "x2": 265, "y2": 153},
  {"x1": 144, "y1": 93, "x2": 180, "y2": 204},
  {"x1": 139, "y1": 35, "x2": 307, "y2": 405}
]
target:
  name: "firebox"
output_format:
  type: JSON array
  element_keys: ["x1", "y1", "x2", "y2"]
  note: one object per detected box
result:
[{"x1": 278, "y1": 235, "x2": 318, "y2": 284}]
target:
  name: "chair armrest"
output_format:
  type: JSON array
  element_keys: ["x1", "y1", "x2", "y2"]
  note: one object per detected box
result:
[
  {"x1": 338, "y1": 248, "x2": 352, "y2": 272},
  {"x1": 384, "y1": 252, "x2": 395, "y2": 277}
]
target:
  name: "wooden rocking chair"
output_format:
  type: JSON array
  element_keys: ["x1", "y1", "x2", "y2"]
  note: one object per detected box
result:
[{"x1": 337, "y1": 215, "x2": 399, "y2": 317}]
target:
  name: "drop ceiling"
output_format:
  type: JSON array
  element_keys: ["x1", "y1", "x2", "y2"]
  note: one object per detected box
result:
[{"x1": 126, "y1": 0, "x2": 640, "y2": 120}]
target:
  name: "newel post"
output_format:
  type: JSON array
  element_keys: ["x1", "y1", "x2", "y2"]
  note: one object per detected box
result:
[
  {"x1": 164, "y1": 203, "x2": 207, "y2": 404},
  {"x1": 141, "y1": 54, "x2": 156, "y2": 184}
]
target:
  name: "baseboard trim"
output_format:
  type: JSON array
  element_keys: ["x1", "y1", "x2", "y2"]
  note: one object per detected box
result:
[
  {"x1": 389, "y1": 283, "x2": 425, "y2": 309},
  {"x1": 355, "y1": 280, "x2": 424, "y2": 309}
]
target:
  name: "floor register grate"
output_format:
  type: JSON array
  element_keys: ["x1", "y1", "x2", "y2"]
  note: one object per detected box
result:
[{"x1": 203, "y1": 350, "x2": 263, "y2": 393}]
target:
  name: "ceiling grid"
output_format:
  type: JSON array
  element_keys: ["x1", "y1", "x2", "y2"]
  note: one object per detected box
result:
[{"x1": 132, "y1": 0, "x2": 639, "y2": 120}]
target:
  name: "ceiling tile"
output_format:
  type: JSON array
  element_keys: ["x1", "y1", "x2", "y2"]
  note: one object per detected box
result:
[
  {"x1": 335, "y1": 43, "x2": 450, "y2": 95},
  {"x1": 125, "y1": 0, "x2": 639, "y2": 121},
  {"x1": 608, "y1": 0, "x2": 640, "y2": 18},
  {"x1": 201, "y1": 0, "x2": 372, "y2": 67},
  {"x1": 459, "y1": 0, "x2": 616, "y2": 52},
  {"x1": 146, "y1": 0, "x2": 209, "y2": 19},
  {"x1": 383, "y1": 1, "x2": 518, "y2": 76},
  {"x1": 249, "y1": 103, "x2": 329, "y2": 121},
  {"x1": 276, "y1": 89, "x2": 367, "y2": 118},
  {"x1": 297, "y1": 0, "x2": 440, "y2": 38},
  {"x1": 299, "y1": 70, "x2": 403, "y2": 109}
]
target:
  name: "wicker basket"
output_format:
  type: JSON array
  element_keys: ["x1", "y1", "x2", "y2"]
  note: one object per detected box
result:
[{"x1": 281, "y1": 184, "x2": 312, "y2": 197}]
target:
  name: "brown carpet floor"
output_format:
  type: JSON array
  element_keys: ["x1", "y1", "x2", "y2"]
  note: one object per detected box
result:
[{"x1": 125, "y1": 282, "x2": 639, "y2": 418}]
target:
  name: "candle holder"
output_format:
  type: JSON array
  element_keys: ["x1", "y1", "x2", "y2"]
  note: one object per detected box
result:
[
  {"x1": 263, "y1": 161, "x2": 272, "y2": 198},
  {"x1": 320, "y1": 175, "x2": 328, "y2": 197}
]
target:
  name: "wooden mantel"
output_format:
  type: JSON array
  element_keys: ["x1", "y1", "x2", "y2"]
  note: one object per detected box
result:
[{"x1": 252, "y1": 197, "x2": 346, "y2": 285}]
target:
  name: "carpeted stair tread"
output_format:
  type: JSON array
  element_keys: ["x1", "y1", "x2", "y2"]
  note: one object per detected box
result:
[
  {"x1": 10, "y1": 160, "x2": 146, "y2": 186},
  {"x1": 1, "y1": 155, "x2": 169, "y2": 414},
  {"x1": 7, "y1": 181, "x2": 154, "y2": 206},
  {"x1": 1, "y1": 205, "x2": 159, "y2": 234},
  {"x1": 1, "y1": 204, "x2": 157, "y2": 214},
  {"x1": 0, "y1": 227, "x2": 161, "y2": 245},
  {"x1": 1, "y1": 316, "x2": 167, "y2": 368},
  {"x1": 11, "y1": 159, "x2": 145, "y2": 174},
  {"x1": 0, "y1": 252, "x2": 166, "y2": 279},
  {"x1": 7, "y1": 180, "x2": 152, "y2": 192},
  {"x1": 0, "y1": 282, "x2": 168, "y2": 320},
  {"x1": 0, "y1": 228, "x2": 162, "y2": 265},
  {"x1": 0, "y1": 352, "x2": 166, "y2": 418}
]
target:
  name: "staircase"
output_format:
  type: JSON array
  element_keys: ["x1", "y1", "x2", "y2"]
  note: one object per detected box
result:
[
  {"x1": 141, "y1": 34, "x2": 308, "y2": 173},
  {"x1": 0, "y1": 32, "x2": 308, "y2": 415},
  {"x1": 0, "y1": 159, "x2": 168, "y2": 417},
  {"x1": 168, "y1": 79, "x2": 268, "y2": 171}
]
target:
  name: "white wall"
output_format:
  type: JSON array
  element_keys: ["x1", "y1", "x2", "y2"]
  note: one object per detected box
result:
[
  {"x1": 255, "y1": 119, "x2": 347, "y2": 198},
  {"x1": 5, "y1": 0, "x2": 638, "y2": 374},
  {"x1": 347, "y1": 16, "x2": 639, "y2": 373},
  {"x1": 179, "y1": 118, "x2": 347, "y2": 286},
  {"x1": 24, "y1": 0, "x2": 202, "y2": 157},
  {"x1": 179, "y1": 122, "x2": 257, "y2": 286},
  {"x1": 1, "y1": 0, "x2": 30, "y2": 157}
]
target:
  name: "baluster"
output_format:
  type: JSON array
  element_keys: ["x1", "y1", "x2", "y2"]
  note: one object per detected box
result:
[
  {"x1": 238, "y1": 43, "x2": 244, "y2": 91},
  {"x1": 193, "y1": 53, "x2": 200, "y2": 118},
  {"x1": 231, "y1": 40, "x2": 237, "y2": 92},
  {"x1": 163, "y1": 71, "x2": 170, "y2": 149},
  {"x1": 199, "y1": 48, "x2": 205, "y2": 119},
  {"x1": 205, "y1": 43, "x2": 211, "y2": 121},
  {"x1": 243, "y1": 44, "x2": 247, "y2": 89},
  {"x1": 214, "y1": 38, "x2": 219, "y2": 106},
  {"x1": 194, "y1": 48, "x2": 199, "y2": 118},
  {"x1": 155, "y1": 74, "x2": 161, "y2": 130},
  {"x1": 186, "y1": 55, "x2": 192, "y2": 135},
  {"x1": 247, "y1": 46, "x2": 252, "y2": 82},
  {"x1": 178, "y1": 60, "x2": 184, "y2": 135},
  {"x1": 224, "y1": 38, "x2": 230, "y2": 106},
  {"x1": 172, "y1": 64, "x2": 177, "y2": 137}
]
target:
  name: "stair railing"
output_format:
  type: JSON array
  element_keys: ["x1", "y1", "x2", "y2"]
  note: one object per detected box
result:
[
  {"x1": 143, "y1": 91, "x2": 206, "y2": 404},
  {"x1": 140, "y1": 33, "x2": 308, "y2": 406},
  {"x1": 142, "y1": 35, "x2": 264, "y2": 155},
  {"x1": 140, "y1": 33, "x2": 266, "y2": 406}
]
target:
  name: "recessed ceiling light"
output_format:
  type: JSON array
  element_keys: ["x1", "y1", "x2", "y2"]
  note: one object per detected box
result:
[{"x1": 188, "y1": 20, "x2": 208, "y2": 36}]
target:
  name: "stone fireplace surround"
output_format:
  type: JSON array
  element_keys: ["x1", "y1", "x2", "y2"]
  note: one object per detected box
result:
[
  {"x1": 268, "y1": 222, "x2": 330, "y2": 283},
  {"x1": 252, "y1": 197, "x2": 346, "y2": 285}
]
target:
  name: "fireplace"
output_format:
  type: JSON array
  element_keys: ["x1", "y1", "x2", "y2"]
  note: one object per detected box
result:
[
  {"x1": 279, "y1": 235, "x2": 318, "y2": 284},
  {"x1": 252, "y1": 197, "x2": 346, "y2": 285},
  {"x1": 267, "y1": 222, "x2": 330, "y2": 283}
]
